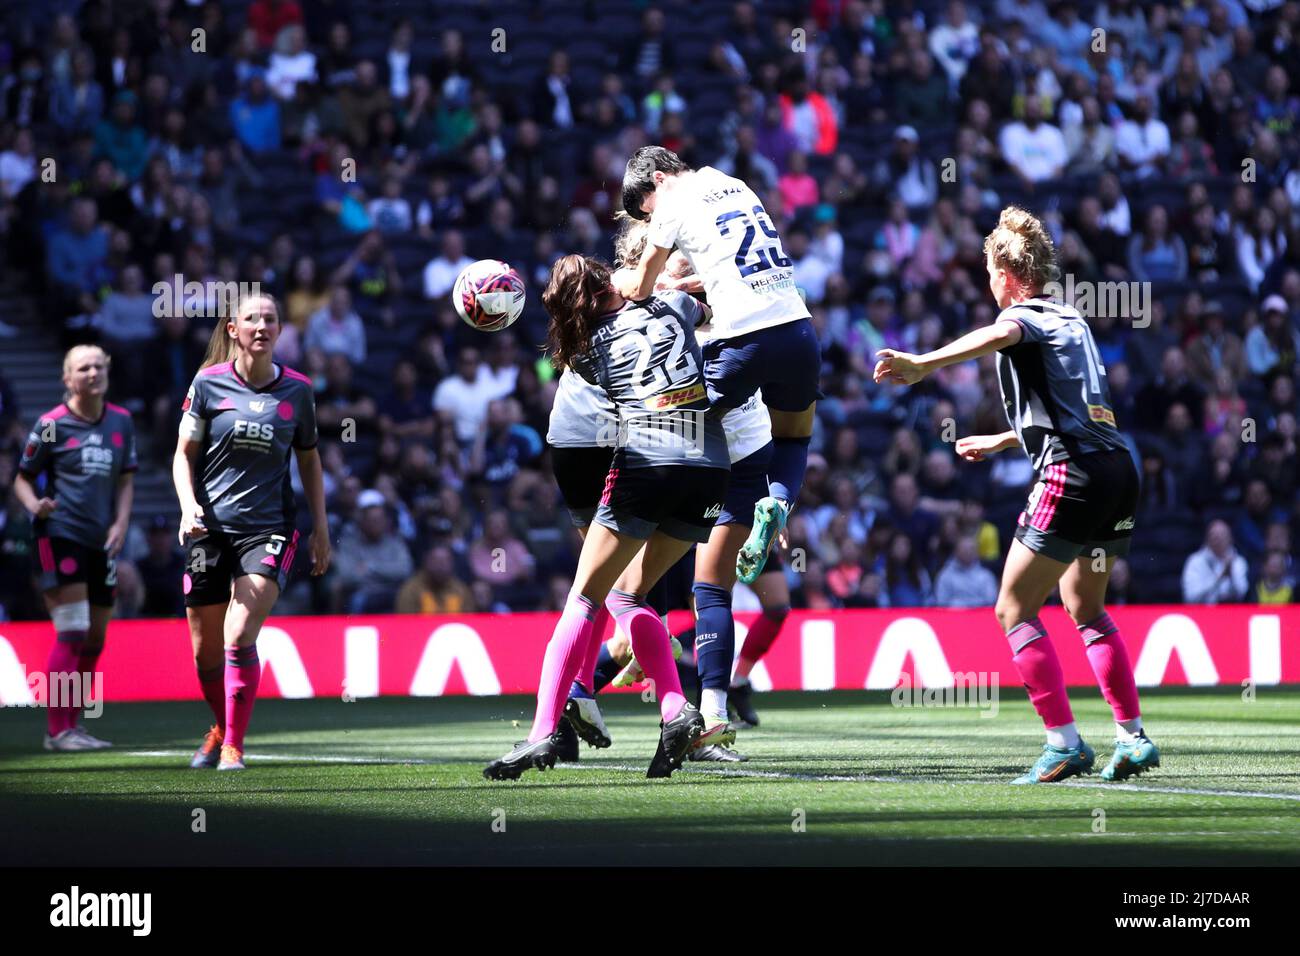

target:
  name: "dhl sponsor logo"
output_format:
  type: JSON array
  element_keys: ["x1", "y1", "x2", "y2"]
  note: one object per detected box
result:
[{"x1": 646, "y1": 384, "x2": 706, "y2": 409}]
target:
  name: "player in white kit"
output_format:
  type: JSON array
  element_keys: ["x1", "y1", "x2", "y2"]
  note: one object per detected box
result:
[{"x1": 616, "y1": 147, "x2": 821, "y2": 586}]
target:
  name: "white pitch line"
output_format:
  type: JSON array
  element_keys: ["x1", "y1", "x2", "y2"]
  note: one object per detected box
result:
[
  {"x1": 126, "y1": 749, "x2": 440, "y2": 765},
  {"x1": 124, "y1": 749, "x2": 1300, "y2": 803},
  {"x1": 565, "y1": 761, "x2": 1300, "y2": 802}
]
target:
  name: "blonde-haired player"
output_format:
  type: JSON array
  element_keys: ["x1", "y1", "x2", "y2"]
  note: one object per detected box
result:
[
  {"x1": 15, "y1": 345, "x2": 136, "y2": 750},
  {"x1": 874, "y1": 206, "x2": 1159, "y2": 784},
  {"x1": 174, "y1": 294, "x2": 330, "y2": 770}
]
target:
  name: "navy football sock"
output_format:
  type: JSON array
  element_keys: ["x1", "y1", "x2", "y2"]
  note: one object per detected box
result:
[
  {"x1": 769, "y1": 435, "x2": 811, "y2": 505},
  {"x1": 692, "y1": 583, "x2": 735, "y2": 708},
  {"x1": 591, "y1": 643, "x2": 622, "y2": 693}
]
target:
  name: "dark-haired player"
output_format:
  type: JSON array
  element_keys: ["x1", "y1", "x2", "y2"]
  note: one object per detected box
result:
[
  {"x1": 874, "y1": 207, "x2": 1158, "y2": 784},
  {"x1": 484, "y1": 254, "x2": 729, "y2": 781},
  {"x1": 174, "y1": 293, "x2": 330, "y2": 771},
  {"x1": 15, "y1": 345, "x2": 135, "y2": 751}
]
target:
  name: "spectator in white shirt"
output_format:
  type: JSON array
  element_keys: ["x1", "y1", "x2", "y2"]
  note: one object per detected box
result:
[
  {"x1": 934, "y1": 536, "x2": 999, "y2": 608},
  {"x1": 387, "y1": 21, "x2": 414, "y2": 101},
  {"x1": 434, "y1": 346, "x2": 500, "y2": 444},
  {"x1": 1236, "y1": 208, "x2": 1287, "y2": 294},
  {"x1": 267, "y1": 24, "x2": 317, "y2": 101},
  {"x1": 305, "y1": 286, "x2": 367, "y2": 365},
  {"x1": 1182, "y1": 520, "x2": 1249, "y2": 604},
  {"x1": 998, "y1": 96, "x2": 1068, "y2": 184},
  {"x1": 423, "y1": 229, "x2": 474, "y2": 300},
  {"x1": 0, "y1": 128, "x2": 37, "y2": 199},
  {"x1": 481, "y1": 333, "x2": 522, "y2": 399},
  {"x1": 1097, "y1": 172, "x2": 1132, "y2": 236},
  {"x1": 1114, "y1": 94, "x2": 1170, "y2": 178},
  {"x1": 929, "y1": 1, "x2": 981, "y2": 86}
]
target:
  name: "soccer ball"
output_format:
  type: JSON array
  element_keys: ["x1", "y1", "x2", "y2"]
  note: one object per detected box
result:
[{"x1": 452, "y1": 259, "x2": 526, "y2": 332}]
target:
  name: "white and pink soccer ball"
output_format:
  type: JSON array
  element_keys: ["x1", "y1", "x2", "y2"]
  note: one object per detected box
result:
[{"x1": 452, "y1": 259, "x2": 526, "y2": 332}]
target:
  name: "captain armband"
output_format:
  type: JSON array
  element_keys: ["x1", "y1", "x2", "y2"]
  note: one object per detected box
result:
[{"x1": 179, "y1": 414, "x2": 207, "y2": 440}]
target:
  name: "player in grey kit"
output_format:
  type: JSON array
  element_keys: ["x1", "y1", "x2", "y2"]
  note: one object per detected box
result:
[
  {"x1": 173, "y1": 293, "x2": 330, "y2": 771},
  {"x1": 485, "y1": 254, "x2": 730, "y2": 781},
  {"x1": 15, "y1": 345, "x2": 136, "y2": 751},
  {"x1": 874, "y1": 206, "x2": 1158, "y2": 785}
]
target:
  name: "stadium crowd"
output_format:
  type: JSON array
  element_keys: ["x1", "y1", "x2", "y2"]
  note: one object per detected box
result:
[{"x1": 0, "y1": 0, "x2": 1298, "y2": 620}]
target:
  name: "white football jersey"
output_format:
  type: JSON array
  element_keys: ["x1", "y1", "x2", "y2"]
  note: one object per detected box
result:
[{"x1": 648, "y1": 166, "x2": 810, "y2": 339}]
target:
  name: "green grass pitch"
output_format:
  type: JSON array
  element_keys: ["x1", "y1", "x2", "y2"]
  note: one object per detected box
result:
[{"x1": 3, "y1": 687, "x2": 1299, "y2": 865}]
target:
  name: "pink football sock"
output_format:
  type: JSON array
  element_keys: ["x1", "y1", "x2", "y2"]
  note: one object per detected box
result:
[
  {"x1": 45, "y1": 633, "x2": 86, "y2": 736},
  {"x1": 528, "y1": 593, "x2": 597, "y2": 742},
  {"x1": 1007, "y1": 618, "x2": 1074, "y2": 730},
  {"x1": 735, "y1": 608, "x2": 788, "y2": 678},
  {"x1": 197, "y1": 665, "x2": 226, "y2": 731},
  {"x1": 607, "y1": 590, "x2": 686, "y2": 722},
  {"x1": 577, "y1": 605, "x2": 612, "y2": 693},
  {"x1": 224, "y1": 645, "x2": 261, "y2": 752},
  {"x1": 1079, "y1": 612, "x2": 1142, "y2": 724},
  {"x1": 75, "y1": 647, "x2": 102, "y2": 726}
]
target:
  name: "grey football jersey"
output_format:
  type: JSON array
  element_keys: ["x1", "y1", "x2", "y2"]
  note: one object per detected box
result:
[
  {"x1": 18, "y1": 402, "x2": 138, "y2": 548},
  {"x1": 546, "y1": 368, "x2": 617, "y2": 448},
  {"x1": 181, "y1": 362, "x2": 318, "y2": 532},
  {"x1": 997, "y1": 298, "x2": 1125, "y2": 471},
  {"x1": 570, "y1": 291, "x2": 729, "y2": 469}
]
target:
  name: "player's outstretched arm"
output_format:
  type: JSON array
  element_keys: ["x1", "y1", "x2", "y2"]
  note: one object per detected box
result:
[
  {"x1": 954, "y1": 431, "x2": 1020, "y2": 462},
  {"x1": 874, "y1": 320, "x2": 1022, "y2": 386}
]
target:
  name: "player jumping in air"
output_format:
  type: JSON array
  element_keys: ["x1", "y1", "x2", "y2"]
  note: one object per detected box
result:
[
  {"x1": 173, "y1": 293, "x2": 330, "y2": 771},
  {"x1": 616, "y1": 147, "x2": 820, "y2": 587},
  {"x1": 566, "y1": 219, "x2": 789, "y2": 754},
  {"x1": 15, "y1": 345, "x2": 136, "y2": 751},
  {"x1": 873, "y1": 207, "x2": 1159, "y2": 784},
  {"x1": 484, "y1": 254, "x2": 730, "y2": 781}
]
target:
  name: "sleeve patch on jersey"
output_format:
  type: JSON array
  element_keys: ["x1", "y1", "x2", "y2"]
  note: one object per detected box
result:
[{"x1": 1088, "y1": 404, "x2": 1116, "y2": 427}]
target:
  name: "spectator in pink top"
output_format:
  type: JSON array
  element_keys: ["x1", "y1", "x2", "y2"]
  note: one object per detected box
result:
[{"x1": 778, "y1": 150, "x2": 819, "y2": 213}]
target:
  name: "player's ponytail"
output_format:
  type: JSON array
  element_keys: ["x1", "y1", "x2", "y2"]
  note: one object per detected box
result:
[
  {"x1": 982, "y1": 206, "x2": 1059, "y2": 293},
  {"x1": 543, "y1": 254, "x2": 613, "y2": 370},
  {"x1": 199, "y1": 319, "x2": 236, "y2": 370}
]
